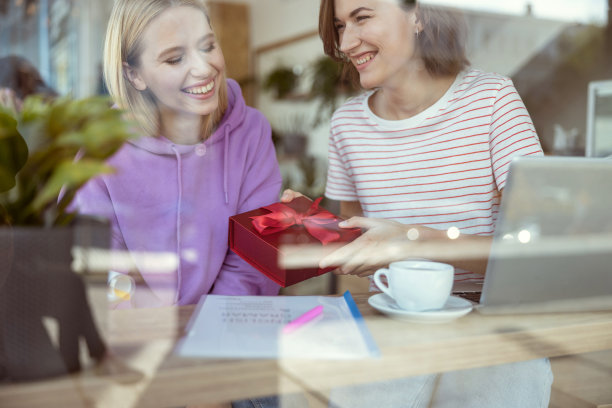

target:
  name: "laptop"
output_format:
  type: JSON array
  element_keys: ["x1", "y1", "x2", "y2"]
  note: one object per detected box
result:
[{"x1": 456, "y1": 156, "x2": 612, "y2": 314}]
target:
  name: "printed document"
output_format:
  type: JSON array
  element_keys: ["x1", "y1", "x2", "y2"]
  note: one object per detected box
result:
[{"x1": 176, "y1": 292, "x2": 379, "y2": 359}]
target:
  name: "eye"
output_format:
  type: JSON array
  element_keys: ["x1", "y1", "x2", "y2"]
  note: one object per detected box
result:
[
  {"x1": 356, "y1": 14, "x2": 371, "y2": 22},
  {"x1": 201, "y1": 43, "x2": 216, "y2": 53},
  {"x1": 334, "y1": 22, "x2": 345, "y2": 33},
  {"x1": 165, "y1": 56, "x2": 183, "y2": 65}
]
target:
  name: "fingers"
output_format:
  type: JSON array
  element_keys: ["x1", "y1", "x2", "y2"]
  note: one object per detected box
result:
[
  {"x1": 320, "y1": 235, "x2": 381, "y2": 273},
  {"x1": 280, "y1": 189, "x2": 305, "y2": 203},
  {"x1": 321, "y1": 233, "x2": 412, "y2": 276},
  {"x1": 339, "y1": 216, "x2": 375, "y2": 229},
  {"x1": 319, "y1": 237, "x2": 365, "y2": 269}
]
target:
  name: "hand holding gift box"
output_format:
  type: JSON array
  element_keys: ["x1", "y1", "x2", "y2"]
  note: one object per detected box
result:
[{"x1": 229, "y1": 197, "x2": 361, "y2": 287}]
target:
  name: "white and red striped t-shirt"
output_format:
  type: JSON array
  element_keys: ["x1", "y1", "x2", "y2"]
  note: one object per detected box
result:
[{"x1": 325, "y1": 69, "x2": 543, "y2": 236}]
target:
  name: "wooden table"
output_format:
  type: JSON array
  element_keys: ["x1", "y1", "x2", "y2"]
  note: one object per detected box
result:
[{"x1": 2, "y1": 293, "x2": 612, "y2": 407}]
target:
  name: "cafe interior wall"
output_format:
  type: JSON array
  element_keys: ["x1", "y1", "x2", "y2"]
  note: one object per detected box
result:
[
  {"x1": 2, "y1": 0, "x2": 609, "y2": 156},
  {"x1": 245, "y1": 0, "x2": 612, "y2": 294},
  {"x1": 1, "y1": 1, "x2": 610, "y2": 295},
  {"x1": 248, "y1": 1, "x2": 611, "y2": 162}
]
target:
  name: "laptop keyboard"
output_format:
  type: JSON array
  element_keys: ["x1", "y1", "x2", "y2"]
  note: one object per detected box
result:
[{"x1": 453, "y1": 291, "x2": 482, "y2": 304}]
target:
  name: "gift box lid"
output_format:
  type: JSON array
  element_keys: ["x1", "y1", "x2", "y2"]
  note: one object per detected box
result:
[{"x1": 229, "y1": 197, "x2": 361, "y2": 287}]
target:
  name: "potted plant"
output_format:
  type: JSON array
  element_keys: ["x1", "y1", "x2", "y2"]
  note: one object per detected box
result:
[
  {"x1": 263, "y1": 65, "x2": 300, "y2": 99},
  {"x1": 0, "y1": 95, "x2": 133, "y2": 382},
  {"x1": 309, "y1": 56, "x2": 358, "y2": 126}
]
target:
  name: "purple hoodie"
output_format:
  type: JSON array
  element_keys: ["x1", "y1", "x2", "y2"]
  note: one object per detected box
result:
[{"x1": 74, "y1": 79, "x2": 281, "y2": 306}]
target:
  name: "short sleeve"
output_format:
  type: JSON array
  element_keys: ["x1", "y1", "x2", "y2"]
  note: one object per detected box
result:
[
  {"x1": 489, "y1": 78, "x2": 543, "y2": 190},
  {"x1": 324, "y1": 128, "x2": 359, "y2": 201}
]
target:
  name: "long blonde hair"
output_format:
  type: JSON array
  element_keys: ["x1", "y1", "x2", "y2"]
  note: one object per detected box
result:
[{"x1": 104, "y1": 0, "x2": 228, "y2": 138}]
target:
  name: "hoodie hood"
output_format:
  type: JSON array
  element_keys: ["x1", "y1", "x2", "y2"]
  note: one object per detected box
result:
[
  {"x1": 74, "y1": 77, "x2": 282, "y2": 306},
  {"x1": 127, "y1": 78, "x2": 247, "y2": 205}
]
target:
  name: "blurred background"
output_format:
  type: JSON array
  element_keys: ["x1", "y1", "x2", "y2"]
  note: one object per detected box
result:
[{"x1": 2, "y1": 0, "x2": 611, "y2": 294}]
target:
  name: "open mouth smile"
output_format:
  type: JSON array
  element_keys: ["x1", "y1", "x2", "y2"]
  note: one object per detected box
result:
[
  {"x1": 183, "y1": 80, "x2": 215, "y2": 95},
  {"x1": 356, "y1": 54, "x2": 374, "y2": 65}
]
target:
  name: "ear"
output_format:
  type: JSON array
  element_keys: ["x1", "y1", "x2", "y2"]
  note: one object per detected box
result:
[
  {"x1": 412, "y1": 7, "x2": 423, "y2": 33},
  {"x1": 122, "y1": 62, "x2": 147, "y2": 91}
]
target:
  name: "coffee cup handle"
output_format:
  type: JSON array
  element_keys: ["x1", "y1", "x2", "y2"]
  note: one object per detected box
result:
[{"x1": 373, "y1": 268, "x2": 392, "y2": 297}]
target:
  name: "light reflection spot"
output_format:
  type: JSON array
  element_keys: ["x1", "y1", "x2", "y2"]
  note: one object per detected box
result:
[
  {"x1": 518, "y1": 230, "x2": 531, "y2": 244},
  {"x1": 406, "y1": 228, "x2": 420, "y2": 241},
  {"x1": 447, "y1": 226, "x2": 460, "y2": 240}
]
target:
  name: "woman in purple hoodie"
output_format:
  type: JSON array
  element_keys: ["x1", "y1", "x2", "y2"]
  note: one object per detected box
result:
[{"x1": 74, "y1": 0, "x2": 282, "y2": 308}]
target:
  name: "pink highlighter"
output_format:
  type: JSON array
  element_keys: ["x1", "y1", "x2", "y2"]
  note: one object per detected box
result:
[{"x1": 282, "y1": 305, "x2": 324, "y2": 334}]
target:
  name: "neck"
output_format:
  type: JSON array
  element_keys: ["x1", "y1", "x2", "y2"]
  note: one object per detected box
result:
[
  {"x1": 371, "y1": 67, "x2": 456, "y2": 121},
  {"x1": 158, "y1": 109, "x2": 203, "y2": 145}
]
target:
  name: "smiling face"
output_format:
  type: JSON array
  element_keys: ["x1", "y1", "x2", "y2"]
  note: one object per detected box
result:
[
  {"x1": 333, "y1": 0, "x2": 420, "y2": 90},
  {"x1": 125, "y1": 5, "x2": 225, "y2": 121}
]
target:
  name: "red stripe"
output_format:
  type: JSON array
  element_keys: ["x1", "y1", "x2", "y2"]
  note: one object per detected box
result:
[
  {"x1": 336, "y1": 128, "x2": 489, "y2": 151},
  {"x1": 376, "y1": 203, "x2": 496, "y2": 219},
  {"x1": 356, "y1": 165, "x2": 493, "y2": 184},
  {"x1": 427, "y1": 103, "x2": 492, "y2": 122},
  {"x1": 393, "y1": 214, "x2": 496, "y2": 225},
  {"x1": 361, "y1": 174, "x2": 492, "y2": 190},
  {"x1": 492, "y1": 144, "x2": 541, "y2": 171},
  {"x1": 348, "y1": 149, "x2": 490, "y2": 169},
  {"x1": 358, "y1": 186, "x2": 498, "y2": 206},
  {"x1": 359, "y1": 181, "x2": 495, "y2": 198},
  {"x1": 491, "y1": 98, "x2": 524, "y2": 124},
  {"x1": 332, "y1": 115, "x2": 369, "y2": 124},
  {"x1": 491, "y1": 136, "x2": 537, "y2": 165},
  {"x1": 363, "y1": 198, "x2": 497, "y2": 213},
  {"x1": 350, "y1": 158, "x2": 491, "y2": 177},
  {"x1": 334, "y1": 113, "x2": 490, "y2": 140},
  {"x1": 340, "y1": 140, "x2": 489, "y2": 163},
  {"x1": 491, "y1": 109, "x2": 528, "y2": 133}
]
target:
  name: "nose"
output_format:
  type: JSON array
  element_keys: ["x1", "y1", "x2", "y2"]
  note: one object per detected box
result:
[
  {"x1": 189, "y1": 52, "x2": 214, "y2": 78},
  {"x1": 339, "y1": 24, "x2": 360, "y2": 55}
]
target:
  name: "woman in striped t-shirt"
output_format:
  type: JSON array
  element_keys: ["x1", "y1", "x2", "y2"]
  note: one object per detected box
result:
[
  {"x1": 303, "y1": 0, "x2": 545, "y2": 279},
  {"x1": 283, "y1": 1, "x2": 552, "y2": 407}
]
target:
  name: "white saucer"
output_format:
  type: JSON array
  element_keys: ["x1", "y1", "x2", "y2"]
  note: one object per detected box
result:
[{"x1": 368, "y1": 293, "x2": 473, "y2": 324}]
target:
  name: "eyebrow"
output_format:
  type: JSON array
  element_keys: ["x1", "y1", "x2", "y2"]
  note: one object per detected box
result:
[
  {"x1": 156, "y1": 33, "x2": 215, "y2": 60},
  {"x1": 349, "y1": 7, "x2": 373, "y2": 18},
  {"x1": 334, "y1": 7, "x2": 374, "y2": 23}
]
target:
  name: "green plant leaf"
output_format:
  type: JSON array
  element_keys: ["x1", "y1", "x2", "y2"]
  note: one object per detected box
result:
[
  {"x1": 264, "y1": 66, "x2": 299, "y2": 99},
  {"x1": 56, "y1": 119, "x2": 132, "y2": 158},
  {"x1": 4, "y1": 95, "x2": 133, "y2": 225},
  {"x1": 30, "y1": 159, "x2": 114, "y2": 213},
  {"x1": 0, "y1": 109, "x2": 28, "y2": 192}
]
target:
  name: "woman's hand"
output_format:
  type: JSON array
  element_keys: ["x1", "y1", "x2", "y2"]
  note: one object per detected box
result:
[
  {"x1": 319, "y1": 217, "x2": 444, "y2": 277},
  {"x1": 280, "y1": 189, "x2": 307, "y2": 203}
]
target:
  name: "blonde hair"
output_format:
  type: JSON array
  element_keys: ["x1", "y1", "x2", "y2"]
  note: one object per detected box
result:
[{"x1": 104, "y1": 0, "x2": 228, "y2": 138}]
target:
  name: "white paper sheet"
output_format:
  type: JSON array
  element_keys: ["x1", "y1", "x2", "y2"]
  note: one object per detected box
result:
[{"x1": 175, "y1": 292, "x2": 379, "y2": 359}]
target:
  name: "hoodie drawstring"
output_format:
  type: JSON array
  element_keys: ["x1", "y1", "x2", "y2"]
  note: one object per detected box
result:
[
  {"x1": 170, "y1": 145, "x2": 183, "y2": 304},
  {"x1": 223, "y1": 124, "x2": 230, "y2": 204}
]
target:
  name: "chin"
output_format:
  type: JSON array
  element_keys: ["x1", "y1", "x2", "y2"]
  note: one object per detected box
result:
[
  {"x1": 358, "y1": 74, "x2": 380, "y2": 90},
  {"x1": 194, "y1": 99, "x2": 219, "y2": 116}
]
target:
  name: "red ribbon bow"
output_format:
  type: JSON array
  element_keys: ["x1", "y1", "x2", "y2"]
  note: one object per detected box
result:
[{"x1": 250, "y1": 198, "x2": 341, "y2": 245}]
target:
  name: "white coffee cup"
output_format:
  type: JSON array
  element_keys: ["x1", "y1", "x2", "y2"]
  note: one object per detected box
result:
[{"x1": 373, "y1": 260, "x2": 454, "y2": 311}]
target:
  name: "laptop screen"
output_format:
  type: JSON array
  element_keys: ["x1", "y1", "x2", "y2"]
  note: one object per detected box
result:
[{"x1": 479, "y1": 156, "x2": 612, "y2": 312}]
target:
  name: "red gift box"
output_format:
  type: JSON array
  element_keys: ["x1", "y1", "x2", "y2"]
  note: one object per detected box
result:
[{"x1": 229, "y1": 197, "x2": 361, "y2": 287}]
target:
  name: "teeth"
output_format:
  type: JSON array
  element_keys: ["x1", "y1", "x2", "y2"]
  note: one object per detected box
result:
[
  {"x1": 356, "y1": 55, "x2": 373, "y2": 65},
  {"x1": 185, "y1": 81, "x2": 214, "y2": 95}
]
